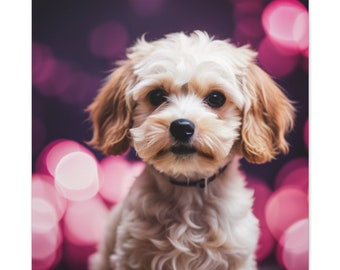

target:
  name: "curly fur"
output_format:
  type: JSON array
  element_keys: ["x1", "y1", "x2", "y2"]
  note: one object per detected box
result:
[{"x1": 87, "y1": 31, "x2": 295, "y2": 270}]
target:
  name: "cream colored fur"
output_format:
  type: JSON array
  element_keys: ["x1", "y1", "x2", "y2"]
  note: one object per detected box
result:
[{"x1": 87, "y1": 31, "x2": 295, "y2": 270}]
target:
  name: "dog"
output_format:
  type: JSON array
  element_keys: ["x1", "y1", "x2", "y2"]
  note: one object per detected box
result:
[{"x1": 87, "y1": 31, "x2": 295, "y2": 270}]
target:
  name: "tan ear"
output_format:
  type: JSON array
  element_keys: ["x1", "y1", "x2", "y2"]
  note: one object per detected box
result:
[
  {"x1": 87, "y1": 61, "x2": 134, "y2": 155},
  {"x1": 241, "y1": 64, "x2": 295, "y2": 164}
]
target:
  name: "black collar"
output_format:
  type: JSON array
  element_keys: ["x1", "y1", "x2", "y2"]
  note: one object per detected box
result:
[{"x1": 168, "y1": 163, "x2": 230, "y2": 188}]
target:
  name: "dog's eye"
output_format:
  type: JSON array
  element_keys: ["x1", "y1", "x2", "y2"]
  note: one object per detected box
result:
[
  {"x1": 148, "y1": 88, "x2": 168, "y2": 107},
  {"x1": 204, "y1": 91, "x2": 226, "y2": 108}
]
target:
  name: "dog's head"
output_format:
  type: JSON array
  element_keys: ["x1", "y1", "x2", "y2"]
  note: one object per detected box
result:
[{"x1": 88, "y1": 31, "x2": 294, "y2": 180}]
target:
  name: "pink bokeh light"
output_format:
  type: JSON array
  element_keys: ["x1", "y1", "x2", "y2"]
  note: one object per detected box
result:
[
  {"x1": 32, "y1": 198, "x2": 62, "y2": 262},
  {"x1": 32, "y1": 174, "x2": 67, "y2": 221},
  {"x1": 276, "y1": 166, "x2": 308, "y2": 194},
  {"x1": 89, "y1": 20, "x2": 129, "y2": 59},
  {"x1": 275, "y1": 157, "x2": 308, "y2": 193},
  {"x1": 246, "y1": 176, "x2": 275, "y2": 261},
  {"x1": 35, "y1": 139, "x2": 94, "y2": 177},
  {"x1": 54, "y1": 151, "x2": 99, "y2": 201},
  {"x1": 258, "y1": 37, "x2": 299, "y2": 77},
  {"x1": 62, "y1": 196, "x2": 109, "y2": 246},
  {"x1": 32, "y1": 247, "x2": 62, "y2": 270},
  {"x1": 277, "y1": 218, "x2": 309, "y2": 270},
  {"x1": 262, "y1": 0, "x2": 308, "y2": 53},
  {"x1": 265, "y1": 186, "x2": 308, "y2": 240},
  {"x1": 99, "y1": 156, "x2": 145, "y2": 204},
  {"x1": 292, "y1": 10, "x2": 308, "y2": 51}
]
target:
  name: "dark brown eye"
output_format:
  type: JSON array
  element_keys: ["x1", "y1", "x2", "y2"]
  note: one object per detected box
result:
[
  {"x1": 148, "y1": 88, "x2": 168, "y2": 107},
  {"x1": 204, "y1": 91, "x2": 226, "y2": 108}
]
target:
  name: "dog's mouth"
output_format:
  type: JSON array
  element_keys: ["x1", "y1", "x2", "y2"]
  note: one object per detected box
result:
[
  {"x1": 167, "y1": 144, "x2": 214, "y2": 160},
  {"x1": 170, "y1": 144, "x2": 197, "y2": 155},
  {"x1": 155, "y1": 144, "x2": 214, "y2": 160}
]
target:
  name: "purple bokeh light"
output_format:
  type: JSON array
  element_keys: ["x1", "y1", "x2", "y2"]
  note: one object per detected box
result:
[
  {"x1": 33, "y1": 42, "x2": 100, "y2": 107},
  {"x1": 32, "y1": 42, "x2": 55, "y2": 90},
  {"x1": 89, "y1": 20, "x2": 129, "y2": 60},
  {"x1": 235, "y1": 15, "x2": 264, "y2": 40},
  {"x1": 258, "y1": 37, "x2": 299, "y2": 77},
  {"x1": 232, "y1": 0, "x2": 264, "y2": 18},
  {"x1": 129, "y1": 0, "x2": 166, "y2": 17}
]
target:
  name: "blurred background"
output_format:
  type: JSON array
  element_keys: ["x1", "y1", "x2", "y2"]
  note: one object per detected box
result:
[{"x1": 32, "y1": 0, "x2": 308, "y2": 269}]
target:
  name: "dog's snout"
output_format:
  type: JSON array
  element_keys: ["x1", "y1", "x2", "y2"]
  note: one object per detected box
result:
[{"x1": 170, "y1": 119, "x2": 195, "y2": 142}]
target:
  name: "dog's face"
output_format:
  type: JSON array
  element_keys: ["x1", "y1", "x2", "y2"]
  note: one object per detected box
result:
[{"x1": 88, "y1": 31, "x2": 294, "y2": 180}]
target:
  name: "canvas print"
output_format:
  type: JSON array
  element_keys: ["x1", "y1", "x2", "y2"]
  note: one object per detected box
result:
[{"x1": 32, "y1": 0, "x2": 308, "y2": 269}]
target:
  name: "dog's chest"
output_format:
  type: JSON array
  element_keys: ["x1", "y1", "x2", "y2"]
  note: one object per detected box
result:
[{"x1": 116, "y1": 193, "x2": 235, "y2": 269}]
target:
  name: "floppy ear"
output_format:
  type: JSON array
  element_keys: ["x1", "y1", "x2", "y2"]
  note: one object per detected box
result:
[
  {"x1": 240, "y1": 64, "x2": 295, "y2": 164},
  {"x1": 87, "y1": 61, "x2": 134, "y2": 155}
]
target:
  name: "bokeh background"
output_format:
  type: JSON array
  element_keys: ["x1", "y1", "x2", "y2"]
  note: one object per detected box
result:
[{"x1": 32, "y1": 0, "x2": 309, "y2": 269}]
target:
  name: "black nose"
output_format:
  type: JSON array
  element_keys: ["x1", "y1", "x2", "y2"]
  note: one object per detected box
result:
[{"x1": 169, "y1": 119, "x2": 195, "y2": 143}]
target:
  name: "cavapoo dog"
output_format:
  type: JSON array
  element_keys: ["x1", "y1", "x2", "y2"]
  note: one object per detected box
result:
[{"x1": 87, "y1": 31, "x2": 295, "y2": 270}]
